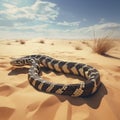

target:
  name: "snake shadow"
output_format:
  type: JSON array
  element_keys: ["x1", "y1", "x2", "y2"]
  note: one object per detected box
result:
[
  {"x1": 8, "y1": 67, "x2": 29, "y2": 75},
  {"x1": 56, "y1": 83, "x2": 107, "y2": 109},
  {"x1": 8, "y1": 66, "x2": 52, "y2": 76}
]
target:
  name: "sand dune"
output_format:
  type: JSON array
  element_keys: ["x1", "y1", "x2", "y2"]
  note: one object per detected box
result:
[{"x1": 0, "y1": 39, "x2": 120, "y2": 120}]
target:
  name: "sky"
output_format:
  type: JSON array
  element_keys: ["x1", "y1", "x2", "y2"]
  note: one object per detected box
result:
[{"x1": 0, "y1": 0, "x2": 120, "y2": 39}]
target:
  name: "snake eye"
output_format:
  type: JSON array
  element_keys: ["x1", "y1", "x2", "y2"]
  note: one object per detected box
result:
[{"x1": 15, "y1": 60, "x2": 24, "y2": 66}]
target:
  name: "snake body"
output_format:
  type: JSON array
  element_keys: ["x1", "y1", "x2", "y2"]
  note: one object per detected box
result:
[{"x1": 10, "y1": 55, "x2": 101, "y2": 97}]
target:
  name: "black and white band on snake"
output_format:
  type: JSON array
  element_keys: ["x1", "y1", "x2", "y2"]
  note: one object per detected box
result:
[{"x1": 10, "y1": 55, "x2": 101, "y2": 97}]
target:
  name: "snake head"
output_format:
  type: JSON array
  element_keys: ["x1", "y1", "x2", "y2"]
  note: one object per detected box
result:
[{"x1": 10, "y1": 58, "x2": 25, "y2": 66}]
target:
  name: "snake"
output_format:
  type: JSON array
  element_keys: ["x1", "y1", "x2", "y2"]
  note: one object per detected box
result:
[{"x1": 10, "y1": 55, "x2": 101, "y2": 97}]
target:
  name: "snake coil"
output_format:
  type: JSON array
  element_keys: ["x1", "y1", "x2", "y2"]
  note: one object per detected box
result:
[{"x1": 10, "y1": 55, "x2": 101, "y2": 97}]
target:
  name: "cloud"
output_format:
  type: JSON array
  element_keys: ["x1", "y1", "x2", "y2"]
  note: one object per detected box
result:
[
  {"x1": 0, "y1": 19, "x2": 14, "y2": 27},
  {"x1": 39, "y1": 22, "x2": 120, "y2": 39},
  {"x1": 0, "y1": 0, "x2": 120, "y2": 39},
  {"x1": 14, "y1": 23, "x2": 48, "y2": 32},
  {"x1": 57, "y1": 21, "x2": 80, "y2": 27},
  {"x1": 0, "y1": 0, "x2": 58, "y2": 21},
  {"x1": 0, "y1": 21, "x2": 120, "y2": 39},
  {"x1": 91, "y1": 22, "x2": 120, "y2": 31}
]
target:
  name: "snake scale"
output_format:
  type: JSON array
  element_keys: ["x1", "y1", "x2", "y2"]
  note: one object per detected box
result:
[{"x1": 10, "y1": 55, "x2": 101, "y2": 97}]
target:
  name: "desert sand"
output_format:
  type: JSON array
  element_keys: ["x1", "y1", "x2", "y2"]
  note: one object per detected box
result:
[{"x1": 0, "y1": 39, "x2": 120, "y2": 120}]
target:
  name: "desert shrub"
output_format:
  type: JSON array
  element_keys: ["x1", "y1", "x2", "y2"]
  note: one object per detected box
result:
[
  {"x1": 92, "y1": 37, "x2": 114, "y2": 55},
  {"x1": 75, "y1": 46, "x2": 82, "y2": 50},
  {"x1": 6, "y1": 42, "x2": 11, "y2": 45},
  {"x1": 20, "y1": 40, "x2": 26, "y2": 44},
  {"x1": 39, "y1": 40, "x2": 45, "y2": 44},
  {"x1": 51, "y1": 43, "x2": 54, "y2": 45}
]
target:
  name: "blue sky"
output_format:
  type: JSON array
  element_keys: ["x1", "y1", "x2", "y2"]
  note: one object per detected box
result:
[{"x1": 0, "y1": 0, "x2": 120, "y2": 39}]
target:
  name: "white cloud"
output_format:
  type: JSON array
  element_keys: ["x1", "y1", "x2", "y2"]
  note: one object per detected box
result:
[
  {"x1": 0, "y1": 21, "x2": 120, "y2": 39},
  {"x1": 0, "y1": 1, "x2": 120, "y2": 39},
  {"x1": 57, "y1": 21, "x2": 80, "y2": 27},
  {"x1": 14, "y1": 23, "x2": 48, "y2": 32},
  {"x1": 68, "y1": 22, "x2": 120, "y2": 38},
  {"x1": 91, "y1": 22, "x2": 120, "y2": 30},
  {"x1": 38, "y1": 22, "x2": 120, "y2": 39},
  {"x1": 0, "y1": 0, "x2": 58, "y2": 21}
]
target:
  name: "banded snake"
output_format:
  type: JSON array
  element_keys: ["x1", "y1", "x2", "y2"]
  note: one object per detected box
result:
[{"x1": 10, "y1": 55, "x2": 101, "y2": 97}]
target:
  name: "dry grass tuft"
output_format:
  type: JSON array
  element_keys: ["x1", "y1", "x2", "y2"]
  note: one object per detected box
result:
[
  {"x1": 6, "y1": 42, "x2": 11, "y2": 45},
  {"x1": 82, "y1": 41, "x2": 86, "y2": 44},
  {"x1": 15, "y1": 40, "x2": 19, "y2": 42},
  {"x1": 92, "y1": 37, "x2": 114, "y2": 55},
  {"x1": 51, "y1": 43, "x2": 54, "y2": 45},
  {"x1": 75, "y1": 46, "x2": 82, "y2": 50},
  {"x1": 19, "y1": 40, "x2": 26, "y2": 44},
  {"x1": 39, "y1": 40, "x2": 45, "y2": 44},
  {"x1": 82, "y1": 41, "x2": 91, "y2": 47}
]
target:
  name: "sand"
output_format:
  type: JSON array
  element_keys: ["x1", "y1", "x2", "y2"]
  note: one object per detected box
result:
[{"x1": 0, "y1": 39, "x2": 120, "y2": 120}]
